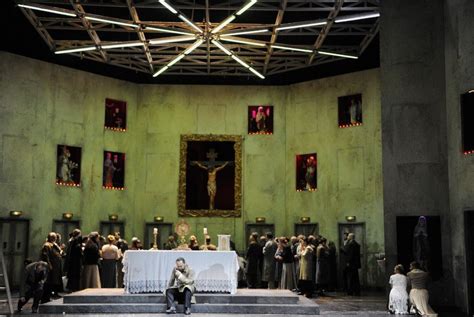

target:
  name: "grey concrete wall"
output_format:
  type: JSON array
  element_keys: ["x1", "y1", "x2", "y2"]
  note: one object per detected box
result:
[
  {"x1": 380, "y1": 0, "x2": 453, "y2": 307},
  {"x1": 444, "y1": 0, "x2": 474, "y2": 311}
]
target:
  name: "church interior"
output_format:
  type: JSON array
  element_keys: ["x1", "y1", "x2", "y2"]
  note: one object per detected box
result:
[{"x1": 0, "y1": 0, "x2": 473, "y2": 316}]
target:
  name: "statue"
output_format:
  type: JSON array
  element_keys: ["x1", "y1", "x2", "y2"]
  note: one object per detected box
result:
[{"x1": 413, "y1": 216, "x2": 430, "y2": 271}]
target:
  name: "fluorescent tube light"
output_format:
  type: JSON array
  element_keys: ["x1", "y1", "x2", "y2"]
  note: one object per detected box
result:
[
  {"x1": 55, "y1": 46, "x2": 97, "y2": 54},
  {"x1": 231, "y1": 55, "x2": 250, "y2": 68},
  {"x1": 318, "y1": 50, "x2": 358, "y2": 59},
  {"x1": 101, "y1": 42, "x2": 143, "y2": 49},
  {"x1": 18, "y1": 4, "x2": 76, "y2": 17},
  {"x1": 211, "y1": 15, "x2": 236, "y2": 34},
  {"x1": 158, "y1": 0, "x2": 178, "y2": 14},
  {"x1": 276, "y1": 20, "x2": 326, "y2": 31},
  {"x1": 86, "y1": 16, "x2": 138, "y2": 28},
  {"x1": 211, "y1": 40, "x2": 232, "y2": 56},
  {"x1": 144, "y1": 26, "x2": 194, "y2": 36},
  {"x1": 183, "y1": 39, "x2": 204, "y2": 55},
  {"x1": 153, "y1": 66, "x2": 169, "y2": 77},
  {"x1": 335, "y1": 12, "x2": 380, "y2": 23},
  {"x1": 168, "y1": 54, "x2": 185, "y2": 66},
  {"x1": 220, "y1": 37, "x2": 266, "y2": 47},
  {"x1": 236, "y1": 0, "x2": 257, "y2": 16},
  {"x1": 178, "y1": 14, "x2": 203, "y2": 33},
  {"x1": 221, "y1": 29, "x2": 269, "y2": 36},
  {"x1": 249, "y1": 67, "x2": 265, "y2": 79},
  {"x1": 149, "y1": 36, "x2": 196, "y2": 45},
  {"x1": 271, "y1": 45, "x2": 313, "y2": 53}
]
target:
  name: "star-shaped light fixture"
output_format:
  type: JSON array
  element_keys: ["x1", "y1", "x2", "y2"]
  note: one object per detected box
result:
[{"x1": 17, "y1": 0, "x2": 380, "y2": 80}]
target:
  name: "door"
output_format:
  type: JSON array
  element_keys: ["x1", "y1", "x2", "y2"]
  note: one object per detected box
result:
[
  {"x1": 465, "y1": 211, "x2": 474, "y2": 316},
  {"x1": 0, "y1": 218, "x2": 29, "y2": 289},
  {"x1": 144, "y1": 223, "x2": 174, "y2": 249},
  {"x1": 52, "y1": 219, "x2": 81, "y2": 245},
  {"x1": 338, "y1": 222, "x2": 366, "y2": 287},
  {"x1": 100, "y1": 221, "x2": 125, "y2": 239},
  {"x1": 245, "y1": 223, "x2": 275, "y2": 246},
  {"x1": 294, "y1": 223, "x2": 319, "y2": 236}
]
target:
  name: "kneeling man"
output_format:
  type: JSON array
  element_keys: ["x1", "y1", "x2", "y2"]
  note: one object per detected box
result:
[{"x1": 166, "y1": 257, "x2": 195, "y2": 315}]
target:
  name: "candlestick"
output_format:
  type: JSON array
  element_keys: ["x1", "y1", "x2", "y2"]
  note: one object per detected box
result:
[
  {"x1": 152, "y1": 227, "x2": 158, "y2": 250},
  {"x1": 153, "y1": 227, "x2": 158, "y2": 235},
  {"x1": 203, "y1": 227, "x2": 208, "y2": 235}
]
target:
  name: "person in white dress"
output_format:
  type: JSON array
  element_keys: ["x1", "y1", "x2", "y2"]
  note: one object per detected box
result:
[{"x1": 388, "y1": 264, "x2": 409, "y2": 314}]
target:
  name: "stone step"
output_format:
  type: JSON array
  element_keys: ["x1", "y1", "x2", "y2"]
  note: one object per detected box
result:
[
  {"x1": 39, "y1": 298, "x2": 319, "y2": 315},
  {"x1": 64, "y1": 292, "x2": 299, "y2": 305}
]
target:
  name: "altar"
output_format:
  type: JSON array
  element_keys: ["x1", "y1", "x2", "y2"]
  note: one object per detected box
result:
[{"x1": 122, "y1": 250, "x2": 239, "y2": 294}]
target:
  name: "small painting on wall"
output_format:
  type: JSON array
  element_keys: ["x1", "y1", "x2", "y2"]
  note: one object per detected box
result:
[
  {"x1": 296, "y1": 153, "x2": 317, "y2": 191},
  {"x1": 56, "y1": 145, "x2": 81, "y2": 187},
  {"x1": 103, "y1": 151, "x2": 125, "y2": 189},
  {"x1": 248, "y1": 105, "x2": 273, "y2": 134},
  {"x1": 105, "y1": 98, "x2": 127, "y2": 131},
  {"x1": 338, "y1": 94, "x2": 362, "y2": 128}
]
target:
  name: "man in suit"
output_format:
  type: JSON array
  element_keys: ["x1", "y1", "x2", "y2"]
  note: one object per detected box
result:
[
  {"x1": 166, "y1": 257, "x2": 195, "y2": 315},
  {"x1": 344, "y1": 233, "x2": 361, "y2": 296},
  {"x1": 262, "y1": 232, "x2": 278, "y2": 289},
  {"x1": 17, "y1": 261, "x2": 49, "y2": 313}
]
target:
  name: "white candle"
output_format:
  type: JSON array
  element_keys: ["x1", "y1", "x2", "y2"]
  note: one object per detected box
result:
[
  {"x1": 203, "y1": 227, "x2": 208, "y2": 235},
  {"x1": 153, "y1": 228, "x2": 158, "y2": 235}
]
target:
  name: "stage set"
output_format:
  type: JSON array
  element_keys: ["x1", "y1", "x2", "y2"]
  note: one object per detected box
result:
[{"x1": 39, "y1": 250, "x2": 320, "y2": 315}]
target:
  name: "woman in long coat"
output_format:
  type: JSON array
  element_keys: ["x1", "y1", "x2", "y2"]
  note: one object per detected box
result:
[
  {"x1": 297, "y1": 237, "x2": 314, "y2": 298},
  {"x1": 65, "y1": 229, "x2": 83, "y2": 291},
  {"x1": 246, "y1": 235, "x2": 261, "y2": 288},
  {"x1": 315, "y1": 238, "x2": 330, "y2": 295},
  {"x1": 82, "y1": 232, "x2": 101, "y2": 289}
]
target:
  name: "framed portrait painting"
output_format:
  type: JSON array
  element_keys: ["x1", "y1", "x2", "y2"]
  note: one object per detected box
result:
[
  {"x1": 178, "y1": 134, "x2": 242, "y2": 217},
  {"x1": 105, "y1": 98, "x2": 127, "y2": 131},
  {"x1": 338, "y1": 94, "x2": 362, "y2": 128},
  {"x1": 103, "y1": 151, "x2": 125, "y2": 189},
  {"x1": 248, "y1": 105, "x2": 273, "y2": 134},
  {"x1": 296, "y1": 153, "x2": 317, "y2": 191},
  {"x1": 56, "y1": 145, "x2": 81, "y2": 187}
]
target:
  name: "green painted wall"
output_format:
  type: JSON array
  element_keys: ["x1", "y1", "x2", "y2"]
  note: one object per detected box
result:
[{"x1": 0, "y1": 52, "x2": 383, "y2": 286}]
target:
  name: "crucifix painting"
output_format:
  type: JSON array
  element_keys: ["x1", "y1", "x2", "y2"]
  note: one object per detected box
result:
[{"x1": 178, "y1": 134, "x2": 242, "y2": 217}]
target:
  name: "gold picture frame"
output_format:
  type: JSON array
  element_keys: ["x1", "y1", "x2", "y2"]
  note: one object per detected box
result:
[{"x1": 178, "y1": 134, "x2": 242, "y2": 217}]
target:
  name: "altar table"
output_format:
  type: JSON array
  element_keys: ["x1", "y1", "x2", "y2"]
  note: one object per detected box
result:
[{"x1": 122, "y1": 250, "x2": 239, "y2": 294}]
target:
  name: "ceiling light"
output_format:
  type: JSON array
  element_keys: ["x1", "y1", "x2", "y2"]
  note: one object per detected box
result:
[
  {"x1": 158, "y1": 0, "x2": 178, "y2": 14},
  {"x1": 183, "y1": 39, "x2": 204, "y2": 55},
  {"x1": 18, "y1": 4, "x2": 76, "y2": 17},
  {"x1": 318, "y1": 50, "x2": 358, "y2": 59},
  {"x1": 221, "y1": 29, "x2": 269, "y2": 37},
  {"x1": 236, "y1": 0, "x2": 258, "y2": 16},
  {"x1": 220, "y1": 37, "x2": 266, "y2": 47},
  {"x1": 249, "y1": 67, "x2": 265, "y2": 79},
  {"x1": 231, "y1": 55, "x2": 250, "y2": 68},
  {"x1": 102, "y1": 42, "x2": 143, "y2": 49},
  {"x1": 211, "y1": 40, "x2": 232, "y2": 56},
  {"x1": 55, "y1": 46, "x2": 97, "y2": 54},
  {"x1": 149, "y1": 36, "x2": 196, "y2": 45},
  {"x1": 276, "y1": 20, "x2": 326, "y2": 31},
  {"x1": 86, "y1": 16, "x2": 138, "y2": 28},
  {"x1": 168, "y1": 54, "x2": 185, "y2": 66},
  {"x1": 144, "y1": 26, "x2": 194, "y2": 36},
  {"x1": 153, "y1": 66, "x2": 169, "y2": 77},
  {"x1": 211, "y1": 15, "x2": 236, "y2": 34},
  {"x1": 335, "y1": 12, "x2": 380, "y2": 23},
  {"x1": 178, "y1": 14, "x2": 203, "y2": 33},
  {"x1": 272, "y1": 45, "x2": 313, "y2": 53}
]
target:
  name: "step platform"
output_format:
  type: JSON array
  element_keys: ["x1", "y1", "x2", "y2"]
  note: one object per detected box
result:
[{"x1": 39, "y1": 288, "x2": 320, "y2": 315}]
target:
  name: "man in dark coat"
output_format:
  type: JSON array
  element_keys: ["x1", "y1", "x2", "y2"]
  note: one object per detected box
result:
[
  {"x1": 65, "y1": 229, "x2": 82, "y2": 291},
  {"x1": 17, "y1": 261, "x2": 49, "y2": 313},
  {"x1": 344, "y1": 233, "x2": 361, "y2": 296},
  {"x1": 40, "y1": 232, "x2": 63, "y2": 302},
  {"x1": 166, "y1": 257, "x2": 195, "y2": 315}
]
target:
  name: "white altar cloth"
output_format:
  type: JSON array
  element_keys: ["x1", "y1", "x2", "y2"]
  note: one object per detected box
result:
[{"x1": 122, "y1": 250, "x2": 239, "y2": 294}]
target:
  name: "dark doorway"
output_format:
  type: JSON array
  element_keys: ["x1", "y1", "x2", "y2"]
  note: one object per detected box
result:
[
  {"x1": 0, "y1": 218, "x2": 29, "y2": 289},
  {"x1": 338, "y1": 222, "x2": 366, "y2": 287},
  {"x1": 100, "y1": 221, "x2": 125, "y2": 239},
  {"x1": 396, "y1": 216, "x2": 442, "y2": 280},
  {"x1": 465, "y1": 210, "x2": 474, "y2": 316},
  {"x1": 294, "y1": 223, "x2": 319, "y2": 236},
  {"x1": 144, "y1": 222, "x2": 174, "y2": 250},
  {"x1": 245, "y1": 223, "x2": 275, "y2": 247}
]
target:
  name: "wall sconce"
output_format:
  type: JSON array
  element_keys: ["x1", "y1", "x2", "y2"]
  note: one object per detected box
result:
[
  {"x1": 154, "y1": 216, "x2": 164, "y2": 222},
  {"x1": 256, "y1": 217, "x2": 266, "y2": 223},
  {"x1": 346, "y1": 216, "x2": 356, "y2": 222},
  {"x1": 109, "y1": 214, "x2": 118, "y2": 221},
  {"x1": 10, "y1": 210, "x2": 22, "y2": 217},
  {"x1": 63, "y1": 212, "x2": 74, "y2": 220},
  {"x1": 300, "y1": 217, "x2": 310, "y2": 223}
]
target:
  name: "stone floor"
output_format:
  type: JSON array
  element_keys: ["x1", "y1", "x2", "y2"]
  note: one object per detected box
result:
[{"x1": 1, "y1": 290, "x2": 467, "y2": 316}]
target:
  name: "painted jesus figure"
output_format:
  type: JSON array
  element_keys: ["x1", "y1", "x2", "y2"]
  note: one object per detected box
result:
[{"x1": 193, "y1": 161, "x2": 229, "y2": 210}]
